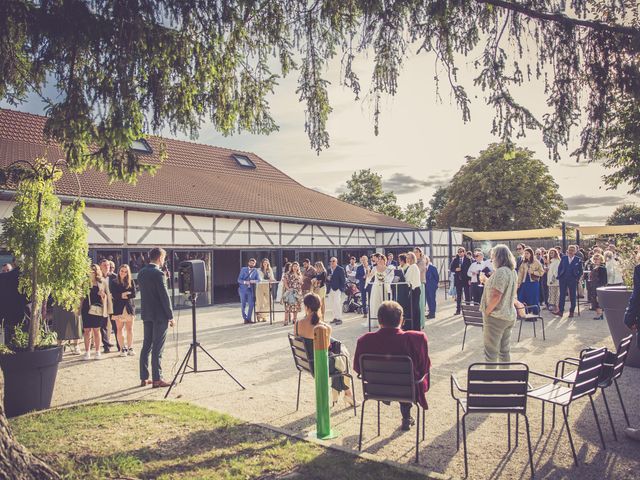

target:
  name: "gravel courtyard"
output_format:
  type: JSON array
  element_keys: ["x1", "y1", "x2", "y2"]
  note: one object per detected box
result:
[{"x1": 37, "y1": 292, "x2": 640, "y2": 479}]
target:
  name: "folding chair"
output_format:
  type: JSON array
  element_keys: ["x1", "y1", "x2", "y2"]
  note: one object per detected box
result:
[
  {"x1": 460, "y1": 304, "x2": 483, "y2": 351},
  {"x1": 451, "y1": 363, "x2": 534, "y2": 478},
  {"x1": 527, "y1": 347, "x2": 607, "y2": 465},
  {"x1": 288, "y1": 334, "x2": 357, "y2": 416},
  {"x1": 517, "y1": 304, "x2": 545, "y2": 342},
  {"x1": 358, "y1": 354, "x2": 428, "y2": 463}
]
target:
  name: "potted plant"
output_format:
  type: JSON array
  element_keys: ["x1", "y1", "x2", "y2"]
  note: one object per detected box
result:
[
  {"x1": 0, "y1": 158, "x2": 90, "y2": 417},
  {"x1": 597, "y1": 238, "x2": 640, "y2": 368}
]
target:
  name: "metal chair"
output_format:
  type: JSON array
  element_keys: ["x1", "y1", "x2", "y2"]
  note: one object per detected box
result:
[
  {"x1": 527, "y1": 347, "x2": 607, "y2": 465},
  {"x1": 451, "y1": 363, "x2": 534, "y2": 478},
  {"x1": 517, "y1": 304, "x2": 545, "y2": 342},
  {"x1": 358, "y1": 354, "x2": 428, "y2": 463},
  {"x1": 288, "y1": 334, "x2": 357, "y2": 416},
  {"x1": 461, "y1": 304, "x2": 483, "y2": 351},
  {"x1": 560, "y1": 334, "x2": 633, "y2": 441}
]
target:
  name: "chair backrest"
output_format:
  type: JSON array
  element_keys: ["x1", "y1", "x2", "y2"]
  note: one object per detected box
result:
[
  {"x1": 611, "y1": 334, "x2": 634, "y2": 381},
  {"x1": 465, "y1": 363, "x2": 529, "y2": 414},
  {"x1": 570, "y1": 347, "x2": 607, "y2": 401},
  {"x1": 359, "y1": 354, "x2": 416, "y2": 404},
  {"x1": 288, "y1": 334, "x2": 313, "y2": 376},
  {"x1": 461, "y1": 304, "x2": 483, "y2": 326}
]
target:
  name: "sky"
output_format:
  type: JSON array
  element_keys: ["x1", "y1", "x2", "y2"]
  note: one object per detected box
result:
[{"x1": 8, "y1": 48, "x2": 635, "y2": 227}]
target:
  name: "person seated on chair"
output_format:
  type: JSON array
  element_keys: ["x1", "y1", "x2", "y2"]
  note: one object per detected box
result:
[
  {"x1": 353, "y1": 301, "x2": 431, "y2": 431},
  {"x1": 294, "y1": 293, "x2": 354, "y2": 406}
]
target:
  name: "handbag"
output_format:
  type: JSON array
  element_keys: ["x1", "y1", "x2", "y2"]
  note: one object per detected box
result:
[
  {"x1": 514, "y1": 300, "x2": 526, "y2": 318},
  {"x1": 87, "y1": 291, "x2": 104, "y2": 317}
]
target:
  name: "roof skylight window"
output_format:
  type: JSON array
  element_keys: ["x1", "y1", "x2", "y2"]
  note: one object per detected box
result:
[
  {"x1": 232, "y1": 154, "x2": 256, "y2": 168},
  {"x1": 131, "y1": 139, "x2": 152, "y2": 153}
]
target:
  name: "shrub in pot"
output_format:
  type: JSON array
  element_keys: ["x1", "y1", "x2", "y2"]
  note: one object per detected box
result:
[{"x1": 0, "y1": 159, "x2": 90, "y2": 417}]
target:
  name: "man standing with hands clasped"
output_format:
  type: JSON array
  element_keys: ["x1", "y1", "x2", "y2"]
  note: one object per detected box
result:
[
  {"x1": 138, "y1": 247, "x2": 174, "y2": 388},
  {"x1": 450, "y1": 247, "x2": 471, "y2": 315},
  {"x1": 238, "y1": 258, "x2": 260, "y2": 323},
  {"x1": 554, "y1": 245, "x2": 583, "y2": 318}
]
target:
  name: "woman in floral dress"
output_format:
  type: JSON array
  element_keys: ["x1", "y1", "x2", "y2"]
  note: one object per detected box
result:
[{"x1": 282, "y1": 261, "x2": 303, "y2": 325}]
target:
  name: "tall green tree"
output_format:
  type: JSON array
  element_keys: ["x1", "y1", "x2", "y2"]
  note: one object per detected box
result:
[
  {"x1": 606, "y1": 204, "x2": 640, "y2": 226},
  {"x1": 0, "y1": 1, "x2": 638, "y2": 182},
  {"x1": 437, "y1": 143, "x2": 566, "y2": 230},
  {"x1": 427, "y1": 186, "x2": 449, "y2": 228},
  {"x1": 338, "y1": 169, "x2": 403, "y2": 220},
  {"x1": 403, "y1": 199, "x2": 430, "y2": 228}
]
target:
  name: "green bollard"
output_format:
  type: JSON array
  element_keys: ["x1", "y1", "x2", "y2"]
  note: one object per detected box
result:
[{"x1": 312, "y1": 324, "x2": 337, "y2": 439}]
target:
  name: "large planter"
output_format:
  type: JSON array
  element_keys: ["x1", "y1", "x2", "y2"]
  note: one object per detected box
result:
[
  {"x1": 0, "y1": 346, "x2": 63, "y2": 417},
  {"x1": 597, "y1": 287, "x2": 640, "y2": 368}
]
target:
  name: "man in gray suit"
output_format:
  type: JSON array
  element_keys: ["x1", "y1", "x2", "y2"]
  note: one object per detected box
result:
[{"x1": 138, "y1": 247, "x2": 174, "y2": 388}]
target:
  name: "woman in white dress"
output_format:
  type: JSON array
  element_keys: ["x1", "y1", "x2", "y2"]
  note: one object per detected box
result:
[
  {"x1": 604, "y1": 250, "x2": 623, "y2": 286},
  {"x1": 256, "y1": 258, "x2": 275, "y2": 322},
  {"x1": 367, "y1": 254, "x2": 395, "y2": 327}
]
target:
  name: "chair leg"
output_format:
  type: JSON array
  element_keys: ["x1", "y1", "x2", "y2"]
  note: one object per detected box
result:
[
  {"x1": 600, "y1": 389, "x2": 617, "y2": 441},
  {"x1": 422, "y1": 407, "x2": 426, "y2": 441},
  {"x1": 456, "y1": 402, "x2": 460, "y2": 451},
  {"x1": 348, "y1": 374, "x2": 357, "y2": 417},
  {"x1": 377, "y1": 401, "x2": 380, "y2": 437},
  {"x1": 516, "y1": 413, "x2": 519, "y2": 447},
  {"x1": 358, "y1": 400, "x2": 366, "y2": 451},
  {"x1": 518, "y1": 319, "x2": 523, "y2": 342},
  {"x1": 614, "y1": 379, "x2": 631, "y2": 427},
  {"x1": 524, "y1": 415, "x2": 535, "y2": 478},
  {"x1": 462, "y1": 414, "x2": 469, "y2": 478},
  {"x1": 589, "y1": 395, "x2": 606, "y2": 450},
  {"x1": 296, "y1": 371, "x2": 301, "y2": 411},
  {"x1": 562, "y1": 406, "x2": 578, "y2": 466},
  {"x1": 541, "y1": 317, "x2": 546, "y2": 340},
  {"x1": 415, "y1": 406, "x2": 420, "y2": 463},
  {"x1": 552, "y1": 404, "x2": 556, "y2": 430},
  {"x1": 532, "y1": 319, "x2": 536, "y2": 338},
  {"x1": 541, "y1": 401, "x2": 545, "y2": 434},
  {"x1": 507, "y1": 413, "x2": 511, "y2": 451},
  {"x1": 462, "y1": 325, "x2": 468, "y2": 351}
]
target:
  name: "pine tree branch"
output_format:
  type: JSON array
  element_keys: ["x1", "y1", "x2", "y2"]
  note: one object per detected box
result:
[{"x1": 475, "y1": 0, "x2": 640, "y2": 39}]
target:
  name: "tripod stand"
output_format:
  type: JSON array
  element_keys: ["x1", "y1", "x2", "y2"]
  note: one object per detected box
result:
[{"x1": 165, "y1": 292, "x2": 245, "y2": 398}]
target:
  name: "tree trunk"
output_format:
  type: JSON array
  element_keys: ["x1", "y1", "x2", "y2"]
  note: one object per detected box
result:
[
  {"x1": 28, "y1": 192, "x2": 43, "y2": 352},
  {"x1": 0, "y1": 401, "x2": 59, "y2": 479}
]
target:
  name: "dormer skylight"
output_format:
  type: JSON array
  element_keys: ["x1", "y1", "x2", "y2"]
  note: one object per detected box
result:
[
  {"x1": 232, "y1": 154, "x2": 256, "y2": 168},
  {"x1": 131, "y1": 139, "x2": 152, "y2": 153}
]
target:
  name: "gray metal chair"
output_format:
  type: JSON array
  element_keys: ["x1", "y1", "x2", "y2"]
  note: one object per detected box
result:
[
  {"x1": 358, "y1": 354, "x2": 428, "y2": 463},
  {"x1": 560, "y1": 334, "x2": 633, "y2": 441},
  {"x1": 517, "y1": 304, "x2": 545, "y2": 342},
  {"x1": 461, "y1": 304, "x2": 483, "y2": 351},
  {"x1": 527, "y1": 347, "x2": 607, "y2": 465},
  {"x1": 288, "y1": 334, "x2": 357, "y2": 416},
  {"x1": 451, "y1": 363, "x2": 534, "y2": 478}
]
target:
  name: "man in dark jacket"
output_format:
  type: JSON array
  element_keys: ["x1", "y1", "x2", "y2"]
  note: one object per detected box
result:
[
  {"x1": 327, "y1": 257, "x2": 346, "y2": 325},
  {"x1": 137, "y1": 247, "x2": 174, "y2": 388},
  {"x1": 449, "y1": 247, "x2": 471, "y2": 315},
  {"x1": 555, "y1": 244, "x2": 583, "y2": 318}
]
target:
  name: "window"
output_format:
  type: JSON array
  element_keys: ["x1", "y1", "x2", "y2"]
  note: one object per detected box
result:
[
  {"x1": 232, "y1": 154, "x2": 256, "y2": 168},
  {"x1": 131, "y1": 139, "x2": 153, "y2": 153}
]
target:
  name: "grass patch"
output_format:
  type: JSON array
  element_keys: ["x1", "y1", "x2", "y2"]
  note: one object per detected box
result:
[{"x1": 10, "y1": 401, "x2": 427, "y2": 479}]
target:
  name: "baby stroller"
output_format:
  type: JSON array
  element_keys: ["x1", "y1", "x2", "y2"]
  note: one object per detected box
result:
[{"x1": 343, "y1": 281, "x2": 363, "y2": 314}]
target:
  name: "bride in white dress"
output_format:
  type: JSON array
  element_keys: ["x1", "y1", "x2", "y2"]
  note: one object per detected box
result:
[{"x1": 366, "y1": 255, "x2": 395, "y2": 327}]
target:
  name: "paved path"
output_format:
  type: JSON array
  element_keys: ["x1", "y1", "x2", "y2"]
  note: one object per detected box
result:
[{"x1": 37, "y1": 292, "x2": 640, "y2": 478}]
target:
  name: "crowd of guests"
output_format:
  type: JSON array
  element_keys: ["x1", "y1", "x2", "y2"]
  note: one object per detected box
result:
[
  {"x1": 451, "y1": 242, "x2": 623, "y2": 320},
  {"x1": 237, "y1": 250, "x2": 440, "y2": 329}
]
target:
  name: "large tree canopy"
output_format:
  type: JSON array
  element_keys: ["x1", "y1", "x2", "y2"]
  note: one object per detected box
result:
[
  {"x1": 1, "y1": 0, "x2": 639, "y2": 181},
  {"x1": 338, "y1": 169, "x2": 404, "y2": 220},
  {"x1": 437, "y1": 143, "x2": 566, "y2": 230},
  {"x1": 606, "y1": 204, "x2": 640, "y2": 226}
]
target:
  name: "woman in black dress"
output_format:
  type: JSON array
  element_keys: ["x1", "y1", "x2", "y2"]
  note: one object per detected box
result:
[
  {"x1": 111, "y1": 264, "x2": 137, "y2": 356},
  {"x1": 81, "y1": 264, "x2": 107, "y2": 360},
  {"x1": 589, "y1": 253, "x2": 608, "y2": 320}
]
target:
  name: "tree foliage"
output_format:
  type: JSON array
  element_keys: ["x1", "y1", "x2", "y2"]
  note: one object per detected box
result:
[
  {"x1": 338, "y1": 169, "x2": 403, "y2": 220},
  {"x1": 427, "y1": 185, "x2": 449, "y2": 228},
  {"x1": 437, "y1": 143, "x2": 566, "y2": 230},
  {"x1": 1, "y1": 159, "x2": 90, "y2": 350},
  {"x1": 403, "y1": 199, "x2": 430, "y2": 228},
  {"x1": 606, "y1": 204, "x2": 640, "y2": 226},
  {"x1": 0, "y1": 1, "x2": 638, "y2": 182}
]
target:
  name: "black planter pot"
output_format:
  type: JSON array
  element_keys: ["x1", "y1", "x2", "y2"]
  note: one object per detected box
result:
[
  {"x1": 597, "y1": 286, "x2": 640, "y2": 368},
  {"x1": 0, "y1": 346, "x2": 63, "y2": 417}
]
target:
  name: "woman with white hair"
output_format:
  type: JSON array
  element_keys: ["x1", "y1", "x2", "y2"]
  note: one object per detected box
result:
[{"x1": 480, "y1": 244, "x2": 518, "y2": 366}]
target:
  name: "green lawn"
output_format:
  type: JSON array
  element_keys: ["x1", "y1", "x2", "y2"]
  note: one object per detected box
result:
[{"x1": 10, "y1": 401, "x2": 428, "y2": 479}]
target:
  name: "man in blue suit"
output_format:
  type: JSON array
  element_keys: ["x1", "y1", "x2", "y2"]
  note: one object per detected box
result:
[
  {"x1": 238, "y1": 258, "x2": 260, "y2": 324},
  {"x1": 355, "y1": 255, "x2": 370, "y2": 317},
  {"x1": 425, "y1": 256, "x2": 439, "y2": 319},
  {"x1": 555, "y1": 245, "x2": 583, "y2": 318},
  {"x1": 327, "y1": 257, "x2": 347, "y2": 325}
]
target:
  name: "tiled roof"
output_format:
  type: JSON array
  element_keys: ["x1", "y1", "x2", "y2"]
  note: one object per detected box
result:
[{"x1": 0, "y1": 108, "x2": 411, "y2": 229}]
